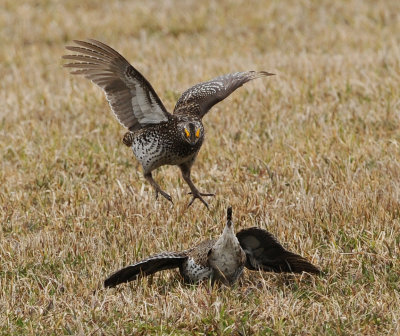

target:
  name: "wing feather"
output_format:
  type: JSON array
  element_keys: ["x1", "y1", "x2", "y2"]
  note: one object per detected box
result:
[
  {"x1": 104, "y1": 251, "x2": 188, "y2": 288},
  {"x1": 63, "y1": 39, "x2": 170, "y2": 131},
  {"x1": 236, "y1": 227, "x2": 321, "y2": 274},
  {"x1": 173, "y1": 71, "x2": 274, "y2": 118}
]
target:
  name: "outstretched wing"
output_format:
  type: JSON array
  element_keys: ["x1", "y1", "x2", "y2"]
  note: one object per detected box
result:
[
  {"x1": 173, "y1": 71, "x2": 274, "y2": 119},
  {"x1": 104, "y1": 251, "x2": 187, "y2": 288},
  {"x1": 63, "y1": 39, "x2": 170, "y2": 132},
  {"x1": 236, "y1": 228, "x2": 321, "y2": 274}
]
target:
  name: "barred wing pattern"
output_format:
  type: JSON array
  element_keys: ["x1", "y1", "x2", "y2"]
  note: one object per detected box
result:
[
  {"x1": 173, "y1": 71, "x2": 274, "y2": 119},
  {"x1": 236, "y1": 228, "x2": 321, "y2": 274},
  {"x1": 104, "y1": 251, "x2": 188, "y2": 288},
  {"x1": 63, "y1": 39, "x2": 170, "y2": 132}
]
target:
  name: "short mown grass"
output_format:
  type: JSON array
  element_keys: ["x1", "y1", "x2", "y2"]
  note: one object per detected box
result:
[{"x1": 1, "y1": 0, "x2": 400, "y2": 334}]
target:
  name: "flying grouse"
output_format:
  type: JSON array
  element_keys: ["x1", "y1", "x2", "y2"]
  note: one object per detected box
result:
[{"x1": 63, "y1": 39, "x2": 274, "y2": 208}]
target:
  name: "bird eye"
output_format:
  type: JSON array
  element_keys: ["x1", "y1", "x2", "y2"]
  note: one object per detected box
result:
[
  {"x1": 184, "y1": 128, "x2": 190, "y2": 137},
  {"x1": 195, "y1": 128, "x2": 200, "y2": 138}
]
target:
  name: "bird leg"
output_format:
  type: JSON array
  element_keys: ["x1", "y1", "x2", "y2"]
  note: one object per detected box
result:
[
  {"x1": 179, "y1": 164, "x2": 214, "y2": 209},
  {"x1": 144, "y1": 172, "x2": 173, "y2": 203}
]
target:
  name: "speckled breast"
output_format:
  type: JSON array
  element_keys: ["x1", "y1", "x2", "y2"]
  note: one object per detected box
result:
[{"x1": 130, "y1": 123, "x2": 203, "y2": 172}]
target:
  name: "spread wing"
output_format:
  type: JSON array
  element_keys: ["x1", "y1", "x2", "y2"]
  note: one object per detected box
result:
[
  {"x1": 104, "y1": 251, "x2": 187, "y2": 288},
  {"x1": 173, "y1": 71, "x2": 274, "y2": 119},
  {"x1": 63, "y1": 39, "x2": 170, "y2": 132},
  {"x1": 236, "y1": 228, "x2": 321, "y2": 274}
]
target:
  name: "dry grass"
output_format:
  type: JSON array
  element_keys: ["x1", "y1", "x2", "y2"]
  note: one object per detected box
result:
[{"x1": 1, "y1": 0, "x2": 400, "y2": 334}]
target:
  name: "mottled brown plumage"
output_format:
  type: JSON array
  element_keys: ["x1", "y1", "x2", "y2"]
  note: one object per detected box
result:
[
  {"x1": 63, "y1": 39, "x2": 274, "y2": 207},
  {"x1": 104, "y1": 207, "x2": 321, "y2": 288}
]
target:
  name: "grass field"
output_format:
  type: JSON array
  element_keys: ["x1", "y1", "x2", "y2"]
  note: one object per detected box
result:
[{"x1": 1, "y1": 0, "x2": 400, "y2": 334}]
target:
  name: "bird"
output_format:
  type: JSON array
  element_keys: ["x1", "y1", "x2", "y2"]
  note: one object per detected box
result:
[
  {"x1": 104, "y1": 207, "x2": 321, "y2": 288},
  {"x1": 63, "y1": 39, "x2": 274, "y2": 208}
]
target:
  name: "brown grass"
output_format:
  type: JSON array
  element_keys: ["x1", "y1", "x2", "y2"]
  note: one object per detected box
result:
[{"x1": 1, "y1": 0, "x2": 400, "y2": 334}]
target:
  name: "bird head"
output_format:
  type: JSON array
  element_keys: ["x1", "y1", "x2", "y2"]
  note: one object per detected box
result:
[
  {"x1": 221, "y1": 206, "x2": 235, "y2": 237},
  {"x1": 179, "y1": 121, "x2": 203, "y2": 145},
  {"x1": 226, "y1": 206, "x2": 233, "y2": 228}
]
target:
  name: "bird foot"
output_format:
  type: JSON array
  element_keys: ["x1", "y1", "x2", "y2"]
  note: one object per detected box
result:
[
  {"x1": 187, "y1": 191, "x2": 215, "y2": 209},
  {"x1": 155, "y1": 190, "x2": 173, "y2": 204}
]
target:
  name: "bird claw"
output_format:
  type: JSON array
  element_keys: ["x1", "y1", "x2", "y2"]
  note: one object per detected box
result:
[
  {"x1": 155, "y1": 190, "x2": 173, "y2": 204},
  {"x1": 188, "y1": 196, "x2": 209, "y2": 209},
  {"x1": 187, "y1": 191, "x2": 215, "y2": 209}
]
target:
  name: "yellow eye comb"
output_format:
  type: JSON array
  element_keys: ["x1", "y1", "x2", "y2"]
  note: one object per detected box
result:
[
  {"x1": 195, "y1": 128, "x2": 200, "y2": 138},
  {"x1": 184, "y1": 128, "x2": 190, "y2": 137}
]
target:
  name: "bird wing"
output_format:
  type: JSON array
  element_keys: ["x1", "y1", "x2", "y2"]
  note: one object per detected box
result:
[
  {"x1": 63, "y1": 39, "x2": 170, "y2": 132},
  {"x1": 104, "y1": 251, "x2": 188, "y2": 288},
  {"x1": 173, "y1": 71, "x2": 274, "y2": 119},
  {"x1": 236, "y1": 227, "x2": 321, "y2": 274}
]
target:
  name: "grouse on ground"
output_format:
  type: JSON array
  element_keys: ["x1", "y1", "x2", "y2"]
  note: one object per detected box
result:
[{"x1": 104, "y1": 207, "x2": 321, "y2": 288}]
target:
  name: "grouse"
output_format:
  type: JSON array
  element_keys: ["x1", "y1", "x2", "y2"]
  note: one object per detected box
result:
[
  {"x1": 104, "y1": 207, "x2": 321, "y2": 288},
  {"x1": 63, "y1": 40, "x2": 274, "y2": 208}
]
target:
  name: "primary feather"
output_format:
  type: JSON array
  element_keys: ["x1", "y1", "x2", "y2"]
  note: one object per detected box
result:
[{"x1": 63, "y1": 39, "x2": 170, "y2": 132}]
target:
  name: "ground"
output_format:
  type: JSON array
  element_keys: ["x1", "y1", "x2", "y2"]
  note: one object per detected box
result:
[{"x1": 1, "y1": 0, "x2": 400, "y2": 334}]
